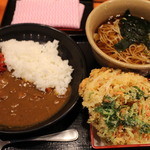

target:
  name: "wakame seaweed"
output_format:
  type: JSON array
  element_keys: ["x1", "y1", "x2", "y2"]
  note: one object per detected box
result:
[{"x1": 114, "y1": 10, "x2": 150, "y2": 51}]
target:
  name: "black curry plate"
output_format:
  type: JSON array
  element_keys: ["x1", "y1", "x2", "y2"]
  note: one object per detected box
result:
[{"x1": 0, "y1": 23, "x2": 86, "y2": 135}]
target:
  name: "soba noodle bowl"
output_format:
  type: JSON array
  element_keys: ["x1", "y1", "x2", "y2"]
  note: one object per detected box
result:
[{"x1": 94, "y1": 11, "x2": 150, "y2": 65}]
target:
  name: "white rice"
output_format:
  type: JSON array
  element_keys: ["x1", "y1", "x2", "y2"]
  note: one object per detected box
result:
[{"x1": 0, "y1": 39, "x2": 73, "y2": 95}]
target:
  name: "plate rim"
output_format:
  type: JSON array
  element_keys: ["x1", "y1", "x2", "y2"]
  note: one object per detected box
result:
[{"x1": 90, "y1": 125, "x2": 150, "y2": 149}]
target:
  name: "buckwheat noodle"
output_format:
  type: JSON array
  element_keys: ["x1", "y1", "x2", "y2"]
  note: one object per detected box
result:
[{"x1": 94, "y1": 19, "x2": 150, "y2": 64}]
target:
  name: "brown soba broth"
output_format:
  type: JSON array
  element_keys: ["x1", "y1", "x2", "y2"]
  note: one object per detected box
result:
[{"x1": 94, "y1": 10, "x2": 150, "y2": 65}]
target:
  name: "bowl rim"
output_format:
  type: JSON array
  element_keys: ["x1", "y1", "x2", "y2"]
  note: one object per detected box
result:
[
  {"x1": 0, "y1": 23, "x2": 87, "y2": 135},
  {"x1": 86, "y1": 0, "x2": 150, "y2": 70}
]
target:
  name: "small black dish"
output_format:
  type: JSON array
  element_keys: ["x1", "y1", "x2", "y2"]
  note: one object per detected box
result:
[{"x1": 0, "y1": 23, "x2": 86, "y2": 135}]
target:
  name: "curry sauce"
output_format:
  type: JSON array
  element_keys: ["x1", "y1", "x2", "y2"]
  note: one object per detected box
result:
[{"x1": 0, "y1": 71, "x2": 71, "y2": 130}]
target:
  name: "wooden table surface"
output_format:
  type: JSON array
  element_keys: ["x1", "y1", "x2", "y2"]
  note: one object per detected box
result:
[{"x1": 0, "y1": 0, "x2": 8, "y2": 24}]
